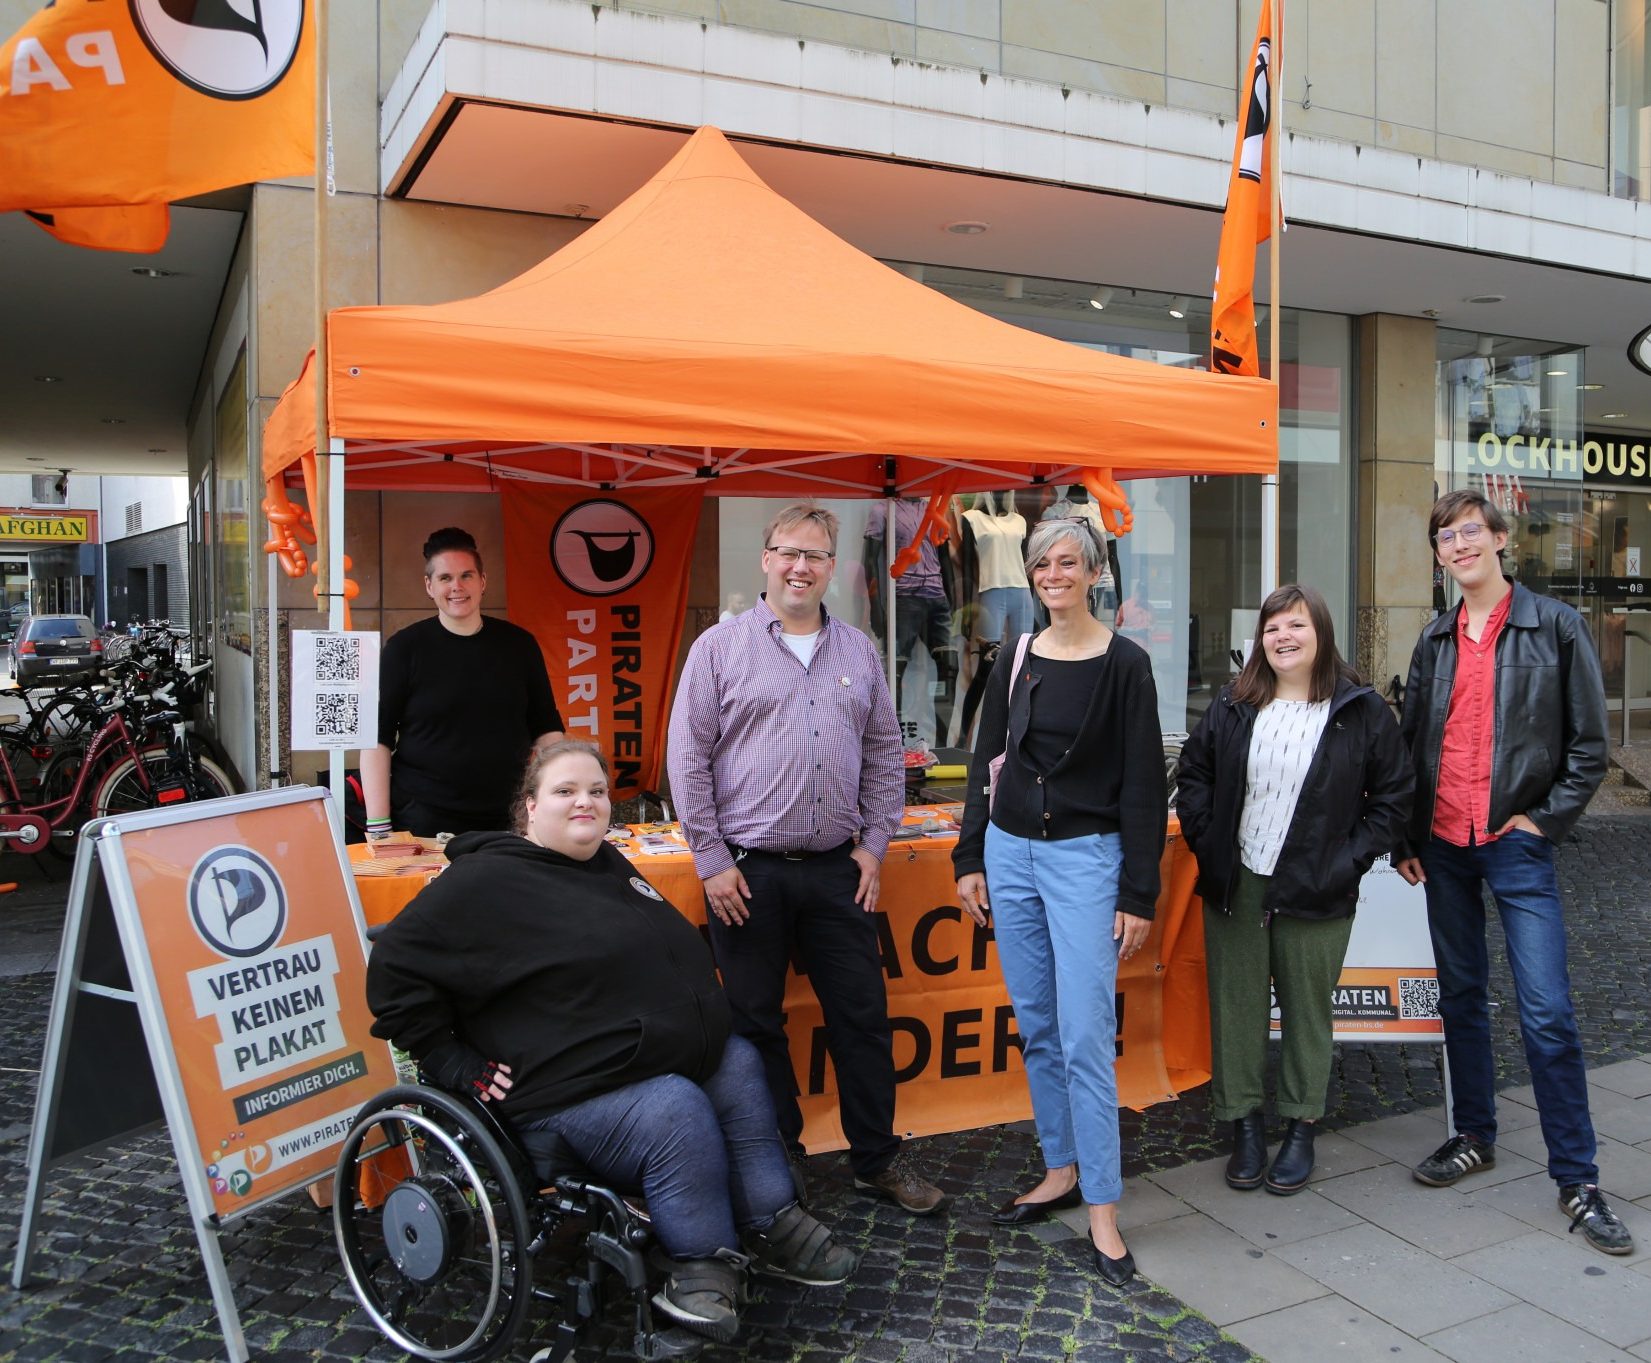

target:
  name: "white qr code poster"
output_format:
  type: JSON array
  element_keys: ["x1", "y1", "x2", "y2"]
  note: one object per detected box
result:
[{"x1": 292, "y1": 631, "x2": 379, "y2": 751}]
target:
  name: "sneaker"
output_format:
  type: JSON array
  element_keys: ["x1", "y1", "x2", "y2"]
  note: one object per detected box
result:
[
  {"x1": 1559, "y1": 1184, "x2": 1634, "y2": 1255},
  {"x1": 743, "y1": 1203, "x2": 858, "y2": 1285},
  {"x1": 650, "y1": 1250, "x2": 746, "y2": 1343},
  {"x1": 1413, "y1": 1133, "x2": 1495, "y2": 1187},
  {"x1": 853, "y1": 1150, "x2": 945, "y2": 1215}
]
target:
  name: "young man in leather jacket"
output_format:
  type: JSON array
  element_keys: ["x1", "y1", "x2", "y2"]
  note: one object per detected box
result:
[{"x1": 1395, "y1": 489, "x2": 1632, "y2": 1255}]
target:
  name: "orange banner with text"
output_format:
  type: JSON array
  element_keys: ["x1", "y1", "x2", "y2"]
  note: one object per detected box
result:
[
  {"x1": 121, "y1": 798, "x2": 399, "y2": 1219},
  {"x1": 629, "y1": 831, "x2": 1209, "y2": 1146},
  {"x1": 502, "y1": 487, "x2": 704, "y2": 798}
]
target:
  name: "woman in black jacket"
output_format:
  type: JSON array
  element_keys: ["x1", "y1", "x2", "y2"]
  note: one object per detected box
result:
[
  {"x1": 953, "y1": 518, "x2": 1167, "y2": 1286},
  {"x1": 367, "y1": 741, "x2": 856, "y2": 1344},
  {"x1": 1176, "y1": 585, "x2": 1411, "y2": 1195}
]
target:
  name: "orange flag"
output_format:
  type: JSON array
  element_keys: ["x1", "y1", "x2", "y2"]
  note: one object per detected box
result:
[
  {"x1": 1, "y1": 1, "x2": 314, "y2": 247},
  {"x1": 25, "y1": 204, "x2": 171, "y2": 253},
  {"x1": 1210, "y1": 0, "x2": 1281, "y2": 379}
]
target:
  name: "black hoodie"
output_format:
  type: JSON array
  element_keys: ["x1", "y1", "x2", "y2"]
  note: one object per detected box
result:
[{"x1": 367, "y1": 830, "x2": 730, "y2": 1119}]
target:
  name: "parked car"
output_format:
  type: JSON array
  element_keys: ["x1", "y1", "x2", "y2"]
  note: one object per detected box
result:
[{"x1": 9, "y1": 614, "x2": 103, "y2": 686}]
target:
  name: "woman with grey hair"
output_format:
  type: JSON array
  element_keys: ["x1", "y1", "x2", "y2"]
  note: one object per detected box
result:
[{"x1": 953, "y1": 517, "x2": 1168, "y2": 1286}]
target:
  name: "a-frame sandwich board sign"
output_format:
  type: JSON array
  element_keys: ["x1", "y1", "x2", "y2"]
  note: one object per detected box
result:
[{"x1": 10, "y1": 786, "x2": 400, "y2": 1363}]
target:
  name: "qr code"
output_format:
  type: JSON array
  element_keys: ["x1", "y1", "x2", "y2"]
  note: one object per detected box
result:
[
  {"x1": 1397, "y1": 976, "x2": 1440, "y2": 1020},
  {"x1": 314, "y1": 635, "x2": 361, "y2": 683},
  {"x1": 315, "y1": 692, "x2": 360, "y2": 738}
]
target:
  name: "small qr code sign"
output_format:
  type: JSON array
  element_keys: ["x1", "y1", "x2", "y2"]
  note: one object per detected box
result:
[
  {"x1": 292, "y1": 631, "x2": 379, "y2": 751},
  {"x1": 1397, "y1": 975, "x2": 1441, "y2": 1020}
]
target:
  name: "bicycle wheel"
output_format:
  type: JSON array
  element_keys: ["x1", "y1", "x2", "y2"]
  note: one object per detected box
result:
[{"x1": 90, "y1": 748, "x2": 235, "y2": 819}]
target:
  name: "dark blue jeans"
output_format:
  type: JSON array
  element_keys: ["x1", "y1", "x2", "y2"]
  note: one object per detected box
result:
[
  {"x1": 1421, "y1": 832, "x2": 1598, "y2": 1184},
  {"x1": 518, "y1": 1036, "x2": 795, "y2": 1259}
]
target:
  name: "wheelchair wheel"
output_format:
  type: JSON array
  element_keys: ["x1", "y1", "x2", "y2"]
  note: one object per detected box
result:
[{"x1": 334, "y1": 1085, "x2": 535, "y2": 1363}]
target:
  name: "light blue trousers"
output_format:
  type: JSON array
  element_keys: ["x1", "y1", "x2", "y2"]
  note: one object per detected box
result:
[{"x1": 985, "y1": 823, "x2": 1124, "y2": 1205}]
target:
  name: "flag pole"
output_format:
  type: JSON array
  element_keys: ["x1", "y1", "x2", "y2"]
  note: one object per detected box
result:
[
  {"x1": 1261, "y1": 0, "x2": 1282, "y2": 598},
  {"x1": 312, "y1": 0, "x2": 331, "y2": 622}
]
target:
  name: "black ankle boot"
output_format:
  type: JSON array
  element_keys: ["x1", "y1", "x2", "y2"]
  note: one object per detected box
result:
[
  {"x1": 1264, "y1": 1119, "x2": 1316, "y2": 1195},
  {"x1": 1225, "y1": 1112, "x2": 1267, "y2": 1190}
]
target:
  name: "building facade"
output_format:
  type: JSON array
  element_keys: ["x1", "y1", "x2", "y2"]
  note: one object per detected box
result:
[{"x1": 172, "y1": 0, "x2": 1651, "y2": 784}]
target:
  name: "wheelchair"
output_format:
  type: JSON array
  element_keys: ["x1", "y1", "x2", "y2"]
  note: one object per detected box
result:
[{"x1": 332, "y1": 1082, "x2": 693, "y2": 1363}]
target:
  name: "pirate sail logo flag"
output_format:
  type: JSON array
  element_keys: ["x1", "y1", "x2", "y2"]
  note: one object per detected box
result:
[
  {"x1": 1210, "y1": 0, "x2": 1281, "y2": 379},
  {"x1": 0, "y1": 0, "x2": 314, "y2": 251},
  {"x1": 505, "y1": 486, "x2": 705, "y2": 798}
]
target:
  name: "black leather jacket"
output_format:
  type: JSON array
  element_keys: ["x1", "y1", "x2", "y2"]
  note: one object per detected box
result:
[
  {"x1": 1398, "y1": 582, "x2": 1606, "y2": 852},
  {"x1": 1177, "y1": 679, "x2": 1412, "y2": 921}
]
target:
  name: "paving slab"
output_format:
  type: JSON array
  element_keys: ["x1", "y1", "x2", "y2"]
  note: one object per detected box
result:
[
  {"x1": 1449, "y1": 1231, "x2": 1651, "y2": 1349},
  {"x1": 1223, "y1": 1291, "x2": 1452, "y2": 1363},
  {"x1": 1339, "y1": 1110, "x2": 1546, "y2": 1188},
  {"x1": 1585, "y1": 1090, "x2": 1651, "y2": 1148},
  {"x1": 1113, "y1": 1174, "x2": 1195, "y2": 1232},
  {"x1": 1589, "y1": 1060, "x2": 1651, "y2": 1100},
  {"x1": 1496, "y1": 1128, "x2": 1651, "y2": 1201},
  {"x1": 1271, "y1": 1222, "x2": 1517, "y2": 1336},
  {"x1": 1312, "y1": 1160, "x2": 1533, "y2": 1257},
  {"x1": 1422, "y1": 1300, "x2": 1644, "y2": 1363},
  {"x1": 1124, "y1": 1208, "x2": 1329, "y2": 1327},
  {"x1": 1475, "y1": 1172, "x2": 1651, "y2": 1265},
  {"x1": 1142, "y1": 1155, "x2": 1362, "y2": 1248}
]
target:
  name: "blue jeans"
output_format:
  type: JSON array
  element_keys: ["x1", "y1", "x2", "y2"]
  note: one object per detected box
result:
[
  {"x1": 1421, "y1": 833, "x2": 1598, "y2": 1185},
  {"x1": 985, "y1": 823, "x2": 1124, "y2": 1205},
  {"x1": 518, "y1": 1036, "x2": 796, "y2": 1259}
]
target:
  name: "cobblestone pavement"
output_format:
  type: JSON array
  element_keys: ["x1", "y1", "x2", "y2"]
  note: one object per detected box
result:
[{"x1": 2, "y1": 810, "x2": 1649, "y2": 1363}]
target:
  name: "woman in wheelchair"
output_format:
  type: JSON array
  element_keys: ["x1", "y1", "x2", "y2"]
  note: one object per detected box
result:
[{"x1": 366, "y1": 740, "x2": 857, "y2": 1344}]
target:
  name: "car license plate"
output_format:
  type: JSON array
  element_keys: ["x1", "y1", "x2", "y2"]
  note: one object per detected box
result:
[{"x1": 50, "y1": 658, "x2": 78, "y2": 665}]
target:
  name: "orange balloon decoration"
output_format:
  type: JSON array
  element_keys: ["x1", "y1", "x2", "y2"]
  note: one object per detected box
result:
[{"x1": 1081, "y1": 468, "x2": 1134, "y2": 537}]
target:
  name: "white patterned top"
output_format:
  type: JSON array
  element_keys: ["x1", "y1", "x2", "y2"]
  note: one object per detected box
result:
[{"x1": 1238, "y1": 697, "x2": 1331, "y2": 876}]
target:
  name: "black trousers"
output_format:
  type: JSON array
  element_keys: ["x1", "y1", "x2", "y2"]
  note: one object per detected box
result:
[{"x1": 705, "y1": 844, "x2": 899, "y2": 1178}]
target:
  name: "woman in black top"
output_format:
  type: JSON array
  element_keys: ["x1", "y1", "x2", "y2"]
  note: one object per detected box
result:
[
  {"x1": 367, "y1": 741, "x2": 857, "y2": 1343},
  {"x1": 953, "y1": 519, "x2": 1167, "y2": 1286},
  {"x1": 362, "y1": 526, "x2": 564, "y2": 839}
]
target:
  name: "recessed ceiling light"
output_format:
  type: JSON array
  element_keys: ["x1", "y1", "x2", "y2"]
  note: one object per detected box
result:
[
  {"x1": 1003, "y1": 276, "x2": 1024, "y2": 300},
  {"x1": 25, "y1": 456, "x2": 44, "y2": 462},
  {"x1": 1602, "y1": 411, "x2": 1627, "y2": 419},
  {"x1": 130, "y1": 266, "x2": 178, "y2": 278},
  {"x1": 945, "y1": 220, "x2": 989, "y2": 235},
  {"x1": 1168, "y1": 295, "x2": 1190, "y2": 319},
  {"x1": 1464, "y1": 293, "x2": 1505, "y2": 304},
  {"x1": 34, "y1": 375, "x2": 61, "y2": 383},
  {"x1": 1581, "y1": 383, "x2": 1606, "y2": 391},
  {"x1": 1545, "y1": 368, "x2": 1568, "y2": 376},
  {"x1": 1089, "y1": 286, "x2": 1114, "y2": 311}
]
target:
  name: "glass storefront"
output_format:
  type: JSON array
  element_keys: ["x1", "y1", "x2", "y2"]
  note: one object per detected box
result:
[
  {"x1": 714, "y1": 271, "x2": 1357, "y2": 750},
  {"x1": 1614, "y1": 0, "x2": 1651, "y2": 200}
]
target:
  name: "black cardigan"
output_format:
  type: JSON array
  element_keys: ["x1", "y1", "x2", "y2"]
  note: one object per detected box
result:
[{"x1": 952, "y1": 631, "x2": 1167, "y2": 918}]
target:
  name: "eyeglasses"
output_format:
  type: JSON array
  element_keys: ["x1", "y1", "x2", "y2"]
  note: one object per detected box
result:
[
  {"x1": 766, "y1": 545, "x2": 835, "y2": 566},
  {"x1": 1433, "y1": 523, "x2": 1488, "y2": 549}
]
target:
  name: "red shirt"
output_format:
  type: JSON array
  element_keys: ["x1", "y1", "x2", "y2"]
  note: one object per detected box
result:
[{"x1": 1432, "y1": 589, "x2": 1513, "y2": 846}]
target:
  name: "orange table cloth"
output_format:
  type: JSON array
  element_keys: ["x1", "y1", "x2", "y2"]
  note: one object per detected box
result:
[{"x1": 349, "y1": 812, "x2": 1208, "y2": 1151}]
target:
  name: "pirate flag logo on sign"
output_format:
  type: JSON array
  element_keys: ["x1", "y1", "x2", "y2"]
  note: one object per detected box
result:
[
  {"x1": 550, "y1": 500, "x2": 657, "y2": 596},
  {"x1": 129, "y1": 0, "x2": 306, "y2": 99}
]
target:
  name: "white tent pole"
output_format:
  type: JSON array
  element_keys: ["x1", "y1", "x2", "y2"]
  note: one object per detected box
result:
[
  {"x1": 885, "y1": 495, "x2": 897, "y2": 707},
  {"x1": 1261, "y1": 0, "x2": 1283, "y2": 598}
]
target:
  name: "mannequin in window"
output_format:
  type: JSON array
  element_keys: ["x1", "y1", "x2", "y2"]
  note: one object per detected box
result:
[
  {"x1": 864, "y1": 498, "x2": 958, "y2": 746},
  {"x1": 1042, "y1": 486, "x2": 1118, "y2": 619},
  {"x1": 957, "y1": 492, "x2": 1033, "y2": 746}
]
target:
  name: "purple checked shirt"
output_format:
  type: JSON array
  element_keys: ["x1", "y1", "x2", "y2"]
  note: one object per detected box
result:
[{"x1": 666, "y1": 597, "x2": 905, "y2": 881}]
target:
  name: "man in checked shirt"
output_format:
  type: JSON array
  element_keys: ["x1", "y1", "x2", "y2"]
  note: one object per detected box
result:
[{"x1": 667, "y1": 503, "x2": 945, "y2": 1215}]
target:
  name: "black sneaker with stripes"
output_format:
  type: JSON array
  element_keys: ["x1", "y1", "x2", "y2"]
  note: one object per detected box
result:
[
  {"x1": 1412, "y1": 1133, "x2": 1496, "y2": 1186},
  {"x1": 1559, "y1": 1183, "x2": 1634, "y2": 1255}
]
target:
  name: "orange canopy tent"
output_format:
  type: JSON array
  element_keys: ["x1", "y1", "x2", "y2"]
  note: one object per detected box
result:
[{"x1": 263, "y1": 126, "x2": 1276, "y2": 497}]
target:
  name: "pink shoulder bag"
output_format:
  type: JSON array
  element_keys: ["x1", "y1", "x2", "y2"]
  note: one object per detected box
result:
[{"x1": 986, "y1": 631, "x2": 1033, "y2": 813}]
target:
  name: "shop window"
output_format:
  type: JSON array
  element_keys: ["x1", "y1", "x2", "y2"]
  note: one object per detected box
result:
[
  {"x1": 1615, "y1": 2, "x2": 1651, "y2": 199},
  {"x1": 714, "y1": 269, "x2": 1357, "y2": 743},
  {"x1": 31, "y1": 474, "x2": 65, "y2": 506}
]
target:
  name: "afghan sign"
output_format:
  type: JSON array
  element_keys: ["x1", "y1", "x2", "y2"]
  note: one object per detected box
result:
[
  {"x1": 0, "y1": 511, "x2": 90, "y2": 542},
  {"x1": 12, "y1": 788, "x2": 396, "y2": 1363},
  {"x1": 503, "y1": 487, "x2": 704, "y2": 798}
]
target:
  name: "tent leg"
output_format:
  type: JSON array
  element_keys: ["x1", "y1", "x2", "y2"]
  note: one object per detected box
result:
[
  {"x1": 1261, "y1": 472, "x2": 1280, "y2": 599},
  {"x1": 885, "y1": 496, "x2": 898, "y2": 720}
]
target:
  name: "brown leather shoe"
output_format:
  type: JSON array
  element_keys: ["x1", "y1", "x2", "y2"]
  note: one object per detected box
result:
[{"x1": 853, "y1": 1150, "x2": 945, "y2": 1215}]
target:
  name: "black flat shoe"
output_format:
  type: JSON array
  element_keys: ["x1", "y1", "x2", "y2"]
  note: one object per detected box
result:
[
  {"x1": 1093, "y1": 1242, "x2": 1135, "y2": 1286},
  {"x1": 1225, "y1": 1112, "x2": 1267, "y2": 1190},
  {"x1": 990, "y1": 1185, "x2": 1083, "y2": 1225}
]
